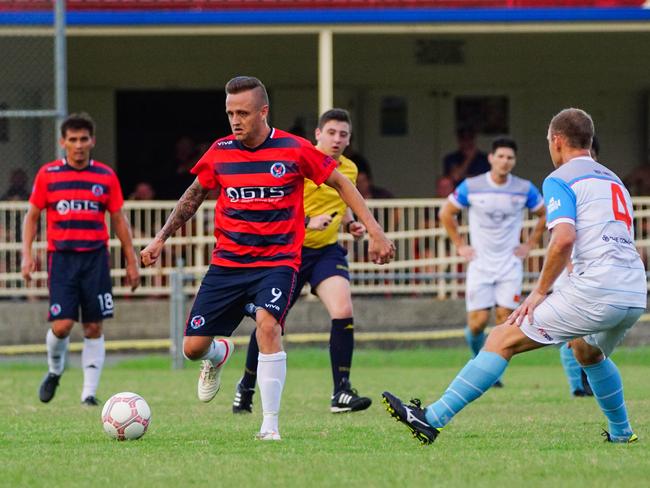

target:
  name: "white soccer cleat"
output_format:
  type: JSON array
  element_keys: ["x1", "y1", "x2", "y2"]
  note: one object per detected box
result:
[
  {"x1": 255, "y1": 431, "x2": 281, "y2": 441},
  {"x1": 197, "y1": 339, "x2": 234, "y2": 402}
]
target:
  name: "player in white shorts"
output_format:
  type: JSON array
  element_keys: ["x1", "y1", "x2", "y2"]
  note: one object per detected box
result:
[
  {"x1": 440, "y1": 137, "x2": 546, "y2": 386},
  {"x1": 382, "y1": 108, "x2": 646, "y2": 445},
  {"x1": 556, "y1": 136, "x2": 600, "y2": 397}
]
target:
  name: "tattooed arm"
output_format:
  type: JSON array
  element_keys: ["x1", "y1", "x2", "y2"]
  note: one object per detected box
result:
[{"x1": 140, "y1": 178, "x2": 210, "y2": 267}]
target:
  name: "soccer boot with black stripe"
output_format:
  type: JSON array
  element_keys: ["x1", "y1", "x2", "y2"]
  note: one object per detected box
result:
[
  {"x1": 382, "y1": 391, "x2": 440, "y2": 445},
  {"x1": 232, "y1": 380, "x2": 255, "y2": 414},
  {"x1": 330, "y1": 378, "x2": 372, "y2": 413}
]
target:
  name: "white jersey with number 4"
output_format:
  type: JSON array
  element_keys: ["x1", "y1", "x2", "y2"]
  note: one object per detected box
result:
[
  {"x1": 449, "y1": 172, "x2": 544, "y2": 275},
  {"x1": 543, "y1": 156, "x2": 646, "y2": 308}
]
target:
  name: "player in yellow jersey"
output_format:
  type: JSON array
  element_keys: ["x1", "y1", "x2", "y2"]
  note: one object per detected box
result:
[{"x1": 232, "y1": 108, "x2": 372, "y2": 413}]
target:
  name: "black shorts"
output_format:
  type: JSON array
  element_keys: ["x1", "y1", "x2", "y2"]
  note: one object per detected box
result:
[
  {"x1": 47, "y1": 248, "x2": 113, "y2": 323},
  {"x1": 185, "y1": 265, "x2": 297, "y2": 337},
  {"x1": 290, "y1": 244, "x2": 350, "y2": 307}
]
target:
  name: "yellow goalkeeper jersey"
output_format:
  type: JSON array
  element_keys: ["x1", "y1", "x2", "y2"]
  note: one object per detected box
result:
[{"x1": 303, "y1": 154, "x2": 358, "y2": 249}]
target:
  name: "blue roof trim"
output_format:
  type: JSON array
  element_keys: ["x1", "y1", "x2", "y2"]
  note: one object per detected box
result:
[{"x1": 2, "y1": 8, "x2": 650, "y2": 27}]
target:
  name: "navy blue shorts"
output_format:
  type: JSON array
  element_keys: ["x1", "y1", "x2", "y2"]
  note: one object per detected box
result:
[
  {"x1": 47, "y1": 249, "x2": 113, "y2": 323},
  {"x1": 290, "y1": 244, "x2": 350, "y2": 307},
  {"x1": 185, "y1": 265, "x2": 298, "y2": 337}
]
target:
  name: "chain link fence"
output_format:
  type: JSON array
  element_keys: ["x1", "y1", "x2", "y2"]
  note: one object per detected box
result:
[{"x1": 0, "y1": 3, "x2": 59, "y2": 203}]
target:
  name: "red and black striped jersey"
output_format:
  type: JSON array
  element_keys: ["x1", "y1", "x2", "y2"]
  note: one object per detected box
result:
[
  {"x1": 29, "y1": 159, "x2": 124, "y2": 252},
  {"x1": 192, "y1": 128, "x2": 337, "y2": 271}
]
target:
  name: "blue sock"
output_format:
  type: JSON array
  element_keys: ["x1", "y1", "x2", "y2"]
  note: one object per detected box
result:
[
  {"x1": 464, "y1": 326, "x2": 485, "y2": 358},
  {"x1": 559, "y1": 343, "x2": 584, "y2": 394},
  {"x1": 425, "y1": 351, "x2": 508, "y2": 428},
  {"x1": 582, "y1": 358, "x2": 633, "y2": 440}
]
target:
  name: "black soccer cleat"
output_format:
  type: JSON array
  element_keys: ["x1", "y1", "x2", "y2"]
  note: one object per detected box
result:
[
  {"x1": 232, "y1": 381, "x2": 255, "y2": 414},
  {"x1": 580, "y1": 370, "x2": 594, "y2": 396},
  {"x1": 81, "y1": 396, "x2": 100, "y2": 406},
  {"x1": 382, "y1": 391, "x2": 440, "y2": 445},
  {"x1": 330, "y1": 379, "x2": 372, "y2": 413},
  {"x1": 39, "y1": 373, "x2": 61, "y2": 403},
  {"x1": 492, "y1": 380, "x2": 504, "y2": 388}
]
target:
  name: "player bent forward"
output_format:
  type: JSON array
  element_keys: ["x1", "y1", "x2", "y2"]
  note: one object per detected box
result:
[
  {"x1": 141, "y1": 76, "x2": 394, "y2": 441},
  {"x1": 382, "y1": 108, "x2": 646, "y2": 444}
]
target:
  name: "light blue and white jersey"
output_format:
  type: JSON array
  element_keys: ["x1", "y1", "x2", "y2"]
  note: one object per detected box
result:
[
  {"x1": 449, "y1": 172, "x2": 544, "y2": 273},
  {"x1": 543, "y1": 156, "x2": 646, "y2": 308}
]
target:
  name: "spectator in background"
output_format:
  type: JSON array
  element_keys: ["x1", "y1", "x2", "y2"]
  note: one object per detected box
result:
[
  {"x1": 442, "y1": 127, "x2": 490, "y2": 185},
  {"x1": 435, "y1": 164, "x2": 465, "y2": 198},
  {"x1": 623, "y1": 140, "x2": 650, "y2": 196},
  {"x1": 355, "y1": 159, "x2": 394, "y2": 199},
  {"x1": 129, "y1": 181, "x2": 156, "y2": 201},
  {"x1": 2, "y1": 169, "x2": 30, "y2": 201},
  {"x1": 167, "y1": 135, "x2": 200, "y2": 199}
]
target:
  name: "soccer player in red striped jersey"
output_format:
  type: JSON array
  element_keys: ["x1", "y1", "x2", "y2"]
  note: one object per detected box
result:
[
  {"x1": 21, "y1": 113, "x2": 140, "y2": 407},
  {"x1": 141, "y1": 76, "x2": 394, "y2": 441}
]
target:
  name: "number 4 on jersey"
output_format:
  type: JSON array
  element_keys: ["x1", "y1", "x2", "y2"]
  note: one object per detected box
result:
[{"x1": 611, "y1": 183, "x2": 632, "y2": 232}]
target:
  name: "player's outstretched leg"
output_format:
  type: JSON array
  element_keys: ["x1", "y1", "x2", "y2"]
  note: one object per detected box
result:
[
  {"x1": 195, "y1": 338, "x2": 234, "y2": 402},
  {"x1": 382, "y1": 350, "x2": 508, "y2": 444},
  {"x1": 81, "y1": 334, "x2": 105, "y2": 406},
  {"x1": 559, "y1": 343, "x2": 592, "y2": 397},
  {"x1": 39, "y1": 328, "x2": 70, "y2": 403},
  {"x1": 582, "y1": 357, "x2": 636, "y2": 443},
  {"x1": 233, "y1": 327, "x2": 259, "y2": 414}
]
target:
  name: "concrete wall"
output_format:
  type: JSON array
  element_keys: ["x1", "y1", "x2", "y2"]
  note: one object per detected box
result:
[{"x1": 2, "y1": 297, "x2": 648, "y2": 349}]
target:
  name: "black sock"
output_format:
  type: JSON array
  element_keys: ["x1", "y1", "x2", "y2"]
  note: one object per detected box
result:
[
  {"x1": 240, "y1": 329, "x2": 259, "y2": 389},
  {"x1": 330, "y1": 318, "x2": 354, "y2": 394}
]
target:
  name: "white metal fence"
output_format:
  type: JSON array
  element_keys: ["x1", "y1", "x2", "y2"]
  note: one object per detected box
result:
[{"x1": 1, "y1": 198, "x2": 649, "y2": 298}]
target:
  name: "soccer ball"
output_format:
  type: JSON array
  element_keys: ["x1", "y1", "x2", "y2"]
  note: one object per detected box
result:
[{"x1": 101, "y1": 392, "x2": 151, "y2": 441}]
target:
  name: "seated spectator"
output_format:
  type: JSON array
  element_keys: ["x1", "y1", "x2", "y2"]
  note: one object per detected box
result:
[
  {"x1": 129, "y1": 181, "x2": 156, "y2": 200},
  {"x1": 1, "y1": 169, "x2": 30, "y2": 201},
  {"x1": 355, "y1": 159, "x2": 394, "y2": 199},
  {"x1": 442, "y1": 127, "x2": 490, "y2": 184},
  {"x1": 436, "y1": 164, "x2": 465, "y2": 198},
  {"x1": 167, "y1": 135, "x2": 199, "y2": 199},
  {"x1": 624, "y1": 162, "x2": 650, "y2": 196}
]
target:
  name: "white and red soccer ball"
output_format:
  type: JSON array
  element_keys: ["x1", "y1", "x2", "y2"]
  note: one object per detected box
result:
[{"x1": 101, "y1": 392, "x2": 151, "y2": 441}]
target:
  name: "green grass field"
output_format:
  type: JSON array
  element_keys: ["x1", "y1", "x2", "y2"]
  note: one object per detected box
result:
[{"x1": 2, "y1": 346, "x2": 650, "y2": 488}]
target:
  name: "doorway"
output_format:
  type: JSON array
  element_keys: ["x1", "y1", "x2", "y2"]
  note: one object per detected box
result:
[{"x1": 116, "y1": 90, "x2": 229, "y2": 199}]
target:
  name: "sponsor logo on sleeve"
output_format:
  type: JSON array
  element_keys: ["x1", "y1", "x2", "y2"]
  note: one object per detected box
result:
[{"x1": 547, "y1": 197, "x2": 561, "y2": 214}]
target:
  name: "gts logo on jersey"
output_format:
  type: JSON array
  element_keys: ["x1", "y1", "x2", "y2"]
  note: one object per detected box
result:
[
  {"x1": 56, "y1": 199, "x2": 100, "y2": 215},
  {"x1": 225, "y1": 186, "x2": 285, "y2": 202}
]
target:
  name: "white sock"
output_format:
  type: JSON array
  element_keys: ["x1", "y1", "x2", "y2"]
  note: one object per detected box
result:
[
  {"x1": 257, "y1": 351, "x2": 287, "y2": 434},
  {"x1": 199, "y1": 339, "x2": 228, "y2": 366},
  {"x1": 46, "y1": 328, "x2": 69, "y2": 376},
  {"x1": 81, "y1": 336, "x2": 105, "y2": 401}
]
